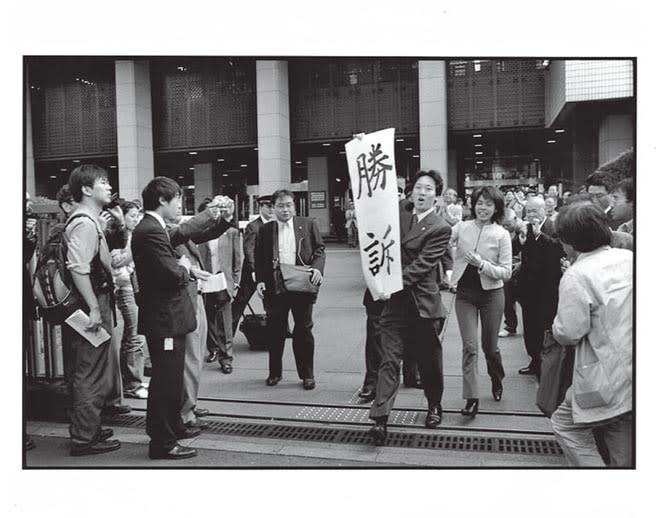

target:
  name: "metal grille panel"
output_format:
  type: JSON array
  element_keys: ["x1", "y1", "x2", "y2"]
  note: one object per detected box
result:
[
  {"x1": 151, "y1": 58, "x2": 257, "y2": 151},
  {"x1": 29, "y1": 59, "x2": 117, "y2": 159},
  {"x1": 289, "y1": 59, "x2": 419, "y2": 141},
  {"x1": 448, "y1": 60, "x2": 545, "y2": 130},
  {"x1": 102, "y1": 414, "x2": 563, "y2": 457}
]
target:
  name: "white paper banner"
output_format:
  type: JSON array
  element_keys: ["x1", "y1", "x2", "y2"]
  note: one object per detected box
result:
[{"x1": 345, "y1": 128, "x2": 403, "y2": 301}]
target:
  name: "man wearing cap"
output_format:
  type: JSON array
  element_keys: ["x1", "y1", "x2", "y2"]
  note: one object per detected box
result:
[{"x1": 231, "y1": 195, "x2": 274, "y2": 333}]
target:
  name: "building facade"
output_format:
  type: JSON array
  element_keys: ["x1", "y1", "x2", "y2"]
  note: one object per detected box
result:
[{"x1": 25, "y1": 57, "x2": 635, "y2": 234}]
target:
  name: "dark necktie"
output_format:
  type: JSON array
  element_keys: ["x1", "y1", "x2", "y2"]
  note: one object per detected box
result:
[{"x1": 409, "y1": 214, "x2": 418, "y2": 231}]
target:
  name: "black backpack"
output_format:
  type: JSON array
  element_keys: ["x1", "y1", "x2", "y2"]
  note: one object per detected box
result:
[{"x1": 31, "y1": 213, "x2": 102, "y2": 324}]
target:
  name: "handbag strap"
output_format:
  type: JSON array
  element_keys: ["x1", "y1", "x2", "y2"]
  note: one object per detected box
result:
[{"x1": 246, "y1": 302, "x2": 257, "y2": 316}]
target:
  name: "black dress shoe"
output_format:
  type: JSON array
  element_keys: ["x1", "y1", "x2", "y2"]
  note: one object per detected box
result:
[
  {"x1": 368, "y1": 423, "x2": 387, "y2": 446},
  {"x1": 220, "y1": 362, "x2": 233, "y2": 374},
  {"x1": 71, "y1": 439, "x2": 121, "y2": 457},
  {"x1": 101, "y1": 404, "x2": 131, "y2": 416},
  {"x1": 461, "y1": 399, "x2": 479, "y2": 418},
  {"x1": 358, "y1": 387, "x2": 376, "y2": 401},
  {"x1": 302, "y1": 378, "x2": 316, "y2": 390},
  {"x1": 403, "y1": 378, "x2": 422, "y2": 389},
  {"x1": 96, "y1": 427, "x2": 114, "y2": 442},
  {"x1": 265, "y1": 376, "x2": 281, "y2": 386},
  {"x1": 184, "y1": 419, "x2": 209, "y2": 430},
  {"x1": 149, "y1": 444, "x2": 197, "y2": 460},
  {"x1": 491, "y1": 378, "x2": 503, "y2": 402},
  {"x1": 177, "y1": 426, "x2": 201, "y2": 439},
  {"x1": 193, "y1": 407, "x2": 210, "y2": 417},
  {"x1": 425, "y1": 405, "x2": 443, "y2": 428},
  {"x1": 205, "y1": 351, "x2": 218, "y2": 363},
  {"x1": 518, "y1": 365, "x2": 538, "y2": 375}
]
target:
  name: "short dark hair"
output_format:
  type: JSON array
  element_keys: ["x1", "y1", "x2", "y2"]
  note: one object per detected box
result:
[
  {"x1": 120, "y1": 200, "x2": 140, "y2": 214},
  {"x1": 56, "y1": 184, "x2": 74, "y2": 210},
  {"x1": 68, "y1": 164, "x2": 108, "y2": 202},
  {"x1": 564, "y1": 192, "x2": 593, "y2": 205},
  {"x1": 612, "y1": 177, "x2": 634, "y2": 203},
  {"x1": 556, "y1": 202, "x2": 612, "y2": 252},
  {"x1": 410, "y1": 170, "x2": 444, "y2": 196},
  {"x1": 271, "y1": 189, "x2": 294, "y2": 205},
  {"x1": 585, "y1": 171, "x2": 614, "y2": 193},
  {"x1": 470, "y1": 186, "x2": 505, "y2": 224},
  {"x1": 141, "y1": 176, "x2": 182, "y2": 211}
]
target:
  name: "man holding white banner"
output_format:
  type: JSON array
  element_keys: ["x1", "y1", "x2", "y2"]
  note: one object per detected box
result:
[{"x1": 346, "y1": 134, "x2": 451, "y2": 446}]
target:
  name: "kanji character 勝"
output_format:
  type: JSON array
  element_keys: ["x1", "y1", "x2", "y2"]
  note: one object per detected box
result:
[{"x1": 356, "y1": 143, "x2": 394, "y2": 199}]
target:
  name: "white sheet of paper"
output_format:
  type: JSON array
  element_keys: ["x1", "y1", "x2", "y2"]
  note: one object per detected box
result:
[
  {"x1": 164, "y1": 337, "x2": 174, "y2": 351},
  {"x1": 200, "y1": 272, "x2": 228, "y2": 293},
  {"x1": 345, "y1": 128, "x2": 403, "y2": 301},
  {"x1": 64, "y1": 309, "x2": 111, "y2": 348}
]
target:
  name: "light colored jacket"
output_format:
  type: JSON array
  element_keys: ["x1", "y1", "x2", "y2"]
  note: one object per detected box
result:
[
  {"x1": 552, "y1": 246, "x2": 633, "y2": 424},
  {"x1": 450, "y1": 220, "x2": 512, "y2": 290}
]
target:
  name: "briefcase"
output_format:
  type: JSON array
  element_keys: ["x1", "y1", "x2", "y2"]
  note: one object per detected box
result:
[{"x1": 239, "y1": 303, "x2": 269, "y2": 350}]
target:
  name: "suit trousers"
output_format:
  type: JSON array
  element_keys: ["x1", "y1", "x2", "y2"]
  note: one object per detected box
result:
[
  {"x1": 206, "y1": 293, "x2": 234, "y2": 362},
  {"x1": 455, "y1": 286, "x2": 505, "y2": 399},
  {"x1": 67, "y1": 292, "x2": 113, "y2": 445},
  {"x1": 521, "y1": 301, "x2": 547, "y2": 369},
  {"x1": 181, "y1": 294, "x2": 208, "y2": 425},
  {"x1": 502, "y1": 281, "x2": 518, "y2": 332},
  {"x1": 551, "y1": 392, "x2": 633, "y2": 467},
  {"x1": 231, "y1": 265, "x2": 256, "y2": 334},
  {"x1": 265, "y1": 292, "x2": 315, "y2": 380},
  {"x1": 145, "y1": 333, "x2": 187, "y2": 450},
  {"x1": 370, "y1": 291, "x2": 444, "y2": 419},
  {"x1": 362, "y1": 312, "x2": 382, "y2": 392}
]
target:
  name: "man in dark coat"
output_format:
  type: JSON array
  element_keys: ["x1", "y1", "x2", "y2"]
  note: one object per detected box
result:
[
  {"x1": 132, "y1": 177, "x2": 232, "y2": 460},
  {"x1": 369, "y1": 170, "x2": 451, "y2": 445},
  {"x1": 255, "y1": 189, "x2": 325, "y2": 390}
]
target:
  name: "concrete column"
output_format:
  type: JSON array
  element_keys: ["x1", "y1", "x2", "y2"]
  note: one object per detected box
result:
[
  {"x1": 307, "y1": 157, "x2": 330, "y2": 234},
  {"x1": 598, "y1": 113, "x2": 633, "y2": 166},
  {"x1": 25, "y1": 68, "x2": 36, "y2": 197},
  {"x1": 193, "y1": 163, "x2": 213, "y2": 213},
  {"x1": 418, "y1": 60, "x2": 449, "y2": 189},
  {"x1": 447, "y1": 148, "x2": 458, "y2": 194},
  {"x1": 256, "y1": 60, "x2": 291, "y2": 196},
  {"x1": 115, "y1": 60, "x2": 155, "y2": 201}
]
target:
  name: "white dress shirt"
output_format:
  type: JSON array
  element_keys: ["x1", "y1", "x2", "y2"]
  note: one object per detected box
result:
[
  {"x1": 145, "y1": 210, "x2": 166, "y2": 230},
  {"x1": 413, "y1": 207, "x2": 433, "y2": 223},
  {"x1": 277, "y1": 219, "x2": 296, "y2": 265},
  {"x1": 208, "y1": 238, "x2": 221, "y2": 273}
]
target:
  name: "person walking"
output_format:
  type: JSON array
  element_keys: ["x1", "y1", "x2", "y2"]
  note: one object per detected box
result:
[{"x1": 450, "y1": 186, "x2": 511, "y2": 418}]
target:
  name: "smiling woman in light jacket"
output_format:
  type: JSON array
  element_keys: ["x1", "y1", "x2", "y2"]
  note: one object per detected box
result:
[{"x1": 450, "y1": 186, "x2": 511, "y2": 418}]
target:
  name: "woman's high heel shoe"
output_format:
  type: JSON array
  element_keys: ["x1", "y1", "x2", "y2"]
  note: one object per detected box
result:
[{"x1": 461, "y1": 398, "x2": 479, "y2": 418}]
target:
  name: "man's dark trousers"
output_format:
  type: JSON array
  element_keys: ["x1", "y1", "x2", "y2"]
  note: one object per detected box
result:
[
  {"x1": 145, "y1": 334, "x2": 187, "y2": 450},
  {"x1": 265, "y1": 292, "x2": 315, "y2": 380},
  {"x1": 68, "y1": 292, "x2": 113, "y2": 445},
  {"x1": 370, "y1": 290, "x2": 444, "y2": 419},
  {"x1": 231, "y1": 266, "x2": 256, "y2": 334}
]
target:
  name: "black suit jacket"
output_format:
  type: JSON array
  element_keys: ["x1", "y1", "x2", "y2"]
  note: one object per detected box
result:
[
  {"x1": 517, "y1": 221, "x2": 564, "y2": 326},
  {"x1": 243, "y1": 216, "x2": 267, "y2": 273},
  {"x1": 397, "y1": 202, "x2": 451, "y2": 320},
  {"x1": 132, "y1": 211, "x2": 232, "y2": 338},
  {"x1": 255, "y1": 216, "x2": 325, "y2": 301}
]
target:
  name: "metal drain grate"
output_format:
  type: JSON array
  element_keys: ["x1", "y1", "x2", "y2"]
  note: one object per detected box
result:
[
  {"x1": 103, "y1": 414, "x2": 562, "y2": 456},
  {"x1": 295, "y1": 406, "x2": 419, "y2": 425}
]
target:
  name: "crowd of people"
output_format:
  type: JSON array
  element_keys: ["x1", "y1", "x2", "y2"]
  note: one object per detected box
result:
[{"x1": 24, "y1": 148, "x2": 633, "y2": 466}]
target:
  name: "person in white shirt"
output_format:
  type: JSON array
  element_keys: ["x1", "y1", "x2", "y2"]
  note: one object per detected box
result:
[{"x1": 550, "y1": 202, "x2": 633, "y2": 467}]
